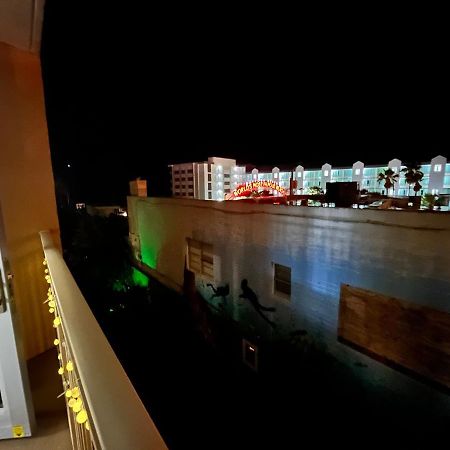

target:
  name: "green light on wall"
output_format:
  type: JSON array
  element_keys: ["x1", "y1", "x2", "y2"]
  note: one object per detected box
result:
[
  {"x1": 132, "y1": 268, "x2": 149, "y2": 287},
  {"x1": 140, "y1": 245, "x2": 157, "y2": 270}
]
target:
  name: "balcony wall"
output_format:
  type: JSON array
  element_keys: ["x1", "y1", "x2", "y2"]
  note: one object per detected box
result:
[{"x1": 0, "y1": 41, "x2": 60, "y2": 359}]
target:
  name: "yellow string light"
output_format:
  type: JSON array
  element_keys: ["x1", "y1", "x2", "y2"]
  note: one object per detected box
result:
[
  {"x1": 71, "y1": 387, "x2": 81, "y2": 399},
  {"x1": 76, "y1": 410, "x2": 88, "y2": 424},
  {"x1": 73, "y1": 399, "x2": 83, "y2": 413},
  {"x1": 44, "y1": 260, "x2": 88, "y2": 431}
]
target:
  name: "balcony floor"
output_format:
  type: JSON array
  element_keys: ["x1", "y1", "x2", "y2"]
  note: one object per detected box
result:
[{"x1": 0, "y1": 349, "x2": 71, "y2": 450}]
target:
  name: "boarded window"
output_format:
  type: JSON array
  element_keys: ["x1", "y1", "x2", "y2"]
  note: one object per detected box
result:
[
  {"x1": 274, "y1": 263, "x2": 291, "y2": 297},
  {"x1": 338, "y1": 284, "x2": 450, "y2": 390},
  {"x1": 187, "y1": 239, "x2": 214, "y2": 279}
]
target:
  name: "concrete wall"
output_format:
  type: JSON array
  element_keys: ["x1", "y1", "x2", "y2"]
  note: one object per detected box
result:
[
  {"x1": 0, "y1": 42, "x2": 60, "y2": 359},
  {"x1": 128, "y1": 196, "x2": 450, "y2": 414}
]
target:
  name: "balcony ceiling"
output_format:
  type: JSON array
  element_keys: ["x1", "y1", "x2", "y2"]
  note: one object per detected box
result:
[{"x1": 0, "y1": 0, "x2": 45, "y2": 53}]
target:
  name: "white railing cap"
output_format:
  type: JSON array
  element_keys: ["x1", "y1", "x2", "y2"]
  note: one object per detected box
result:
[{"x1": 40, "y1": 231, "x2": 167, "y2": 450}]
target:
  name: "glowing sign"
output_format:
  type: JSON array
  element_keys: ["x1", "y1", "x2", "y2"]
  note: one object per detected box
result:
[{"x1": 226, "y1": 181, "x2": 286, "y2": 200}]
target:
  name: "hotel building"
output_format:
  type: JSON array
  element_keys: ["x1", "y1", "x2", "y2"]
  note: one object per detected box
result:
[{"x1": 170, "y1": 155, "x2": 449, "y2": 200}]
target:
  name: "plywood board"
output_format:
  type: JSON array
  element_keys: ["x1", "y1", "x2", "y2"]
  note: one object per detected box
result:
[{"x1": 338, "y1": 284, "x2": 450, "y2": 390}]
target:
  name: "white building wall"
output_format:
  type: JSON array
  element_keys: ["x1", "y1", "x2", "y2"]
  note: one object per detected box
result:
[
  {"x1": 428, "y1": 155, "x2": 447, "y2": 195},
  {"x1": 172, "y1": 156, "x2": 449, "y2": 199},
  {"x1": 295, "y1": 165, "x2": 304, "y2": 193},
  {"x1": 352, "y1": 161, "x2": 364, "y2": 188},
  {"x1": 129, "y1": 196, "x2": 450, "y2": 420},
  {"x1": 321, "y1": 163, "x2": 332, "y2": 191},
  {"x1": 171, "y1": 157, "x2": 246, "y2": 200}
]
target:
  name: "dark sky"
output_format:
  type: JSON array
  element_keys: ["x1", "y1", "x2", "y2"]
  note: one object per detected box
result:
[{"x1": 41, "y1": 1, "x2": 448, "y2": 205}]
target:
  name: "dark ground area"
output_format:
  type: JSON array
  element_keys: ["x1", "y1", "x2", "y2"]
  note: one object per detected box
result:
[{"x1": 91, "y1": 277, "x2": 447, "y2": 449}]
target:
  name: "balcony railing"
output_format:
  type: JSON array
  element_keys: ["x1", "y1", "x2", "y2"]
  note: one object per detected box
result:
[{"x1": 40, "y1": 231, "x2": 167, "y2": 450}]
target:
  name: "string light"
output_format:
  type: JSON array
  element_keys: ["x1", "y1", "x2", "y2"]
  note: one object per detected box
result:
[{"x1": 43, "y1": 258, "x2": 92, "y2": 438}]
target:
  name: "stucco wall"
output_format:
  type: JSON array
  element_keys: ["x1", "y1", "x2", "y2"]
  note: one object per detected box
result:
[
  {"x1": 0, "y1": 42, "x2": 60, "y2": 359},
  {"x1": 128, "y1": 196, "x2": 450, "y2": 414}
]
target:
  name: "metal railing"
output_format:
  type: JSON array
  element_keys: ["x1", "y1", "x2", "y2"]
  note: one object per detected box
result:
[{"x1": 40, "y1": 231, "x2": 167, "y2": 450}]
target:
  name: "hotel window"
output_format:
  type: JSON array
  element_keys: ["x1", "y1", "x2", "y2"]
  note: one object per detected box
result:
[
  {"x1": 324, "y1": 170, "x2": 329, "y2": 176},
  {"x1": 187, "y1": 239, "x2": 214, "y2": 279},
  {"x1": 208, "y1": 174, "x2": 212, "y2": 181},
  {"x1": 273, "y1": 263, "x2": 291, "y2": 298},
  {"x1": 355, "y1": 168, "x2": 361, "y2": 175},
  {"x1": 434, "y1": 164, "x2": 442, "y2": 172},
  {"x1": 208, "y1": 192, "x2": 212, "y2": 199}
]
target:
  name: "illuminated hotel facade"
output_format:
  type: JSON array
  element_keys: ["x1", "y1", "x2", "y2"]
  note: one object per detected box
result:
[{"x1": 170, "y1": 155, "x2": 449, "y2": 200}]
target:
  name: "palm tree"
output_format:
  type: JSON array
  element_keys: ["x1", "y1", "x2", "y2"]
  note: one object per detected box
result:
[
  {"x1": 377, "y1": 168, "x2": 399, "y2": 195},
  {"x1": 401, "y1": 162, "x2": 424, "y2": 196}
]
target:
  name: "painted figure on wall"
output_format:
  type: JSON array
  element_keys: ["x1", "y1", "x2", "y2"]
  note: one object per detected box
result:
[
  {"x1": 239, "y1": 279, "x2": 276, "y2": 328},
  {"x1": 207, "y1": 283, "x2": 229, "y2": 307}
]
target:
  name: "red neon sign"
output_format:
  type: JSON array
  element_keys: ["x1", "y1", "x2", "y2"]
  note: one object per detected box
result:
[{"x1": 226, "y1": 181, "x2": 287, "y2": 200}]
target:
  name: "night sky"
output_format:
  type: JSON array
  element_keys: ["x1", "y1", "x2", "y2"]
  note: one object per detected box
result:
[{"x1": 40, "y1": 1, "x2": 448, "y2": 205}]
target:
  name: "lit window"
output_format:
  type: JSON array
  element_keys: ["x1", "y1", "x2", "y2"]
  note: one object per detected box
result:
[
  {"x1": 434, "y1": 164, "x2": 442, "y2": 172},
  {"x1": 187, "y1": 239, "x2": 214, "y2": 279},
  {"x1": 274, "y1": 173, "x2": 278, "y2": 178},
  {"x1": 355, "y1": 168, "x2": 361, "y2": 175},
  {"x1": 324, "y1": 170, "x2": 329, "y2": 176},
  {"x1": 274, "y1": 263, "x2": 291, "y2": 298},
  {"x1": 297, "y1": 172, "x2": 302, "y2": 178}
]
